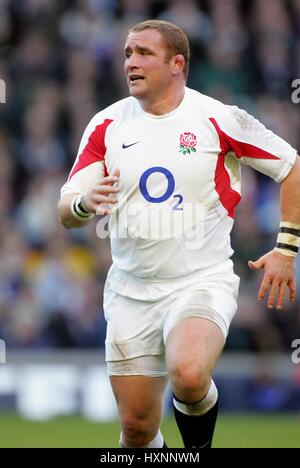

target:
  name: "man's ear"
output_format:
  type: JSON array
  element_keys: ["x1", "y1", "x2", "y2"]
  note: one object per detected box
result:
[{"x1": 172, "y1": 54, "x2": 185, "y2": 76}]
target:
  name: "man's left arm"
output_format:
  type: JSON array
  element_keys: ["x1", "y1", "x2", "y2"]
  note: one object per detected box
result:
[{"x1": 249, "y1": 155, "x2": 300, "y2": 309}]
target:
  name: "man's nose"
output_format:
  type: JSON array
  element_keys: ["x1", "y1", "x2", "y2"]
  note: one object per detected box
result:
[{"x1": 126, "y1": 53, "x2": 139, "y2": 69}]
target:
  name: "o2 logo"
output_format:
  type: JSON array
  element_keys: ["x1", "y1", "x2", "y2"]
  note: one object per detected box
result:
[{"x1": 139, "y1": 166, "x2": 183, "y2": 210}]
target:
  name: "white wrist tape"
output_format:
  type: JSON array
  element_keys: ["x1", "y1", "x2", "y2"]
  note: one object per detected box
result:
[
  {"x1": 70, "y1": 194, "x2": 94, "y2": 222},
  {"x1": 274, "y1": 221, "x2": 300, "y2": 257}
]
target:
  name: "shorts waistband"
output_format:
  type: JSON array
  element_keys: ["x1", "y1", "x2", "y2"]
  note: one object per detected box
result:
[{"x1": 109, "y1": 259, "x2": 235, "y2": 286}]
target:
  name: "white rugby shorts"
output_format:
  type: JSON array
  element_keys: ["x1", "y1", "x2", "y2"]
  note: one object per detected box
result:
[{"x1": 103, "y1": 261, "x2": 240, "y2": 376}]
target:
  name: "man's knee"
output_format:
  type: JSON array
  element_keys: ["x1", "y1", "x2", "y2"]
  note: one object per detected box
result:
[
  {"x1": 121, "y1": 414, "x2": 157, "y2": 447},
  {"x1": 170, "y1": 363, "x2": 211, "y2": 402}
]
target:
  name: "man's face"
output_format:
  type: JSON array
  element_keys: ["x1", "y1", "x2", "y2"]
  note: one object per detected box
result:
[{"x1": 124, "y1": 29, "x2": 174, "y2": 101}]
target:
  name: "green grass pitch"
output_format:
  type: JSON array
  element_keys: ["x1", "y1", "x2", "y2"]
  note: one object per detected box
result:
[{"x1": 0, "y1": 413, "x2": 299, "y2": 448}]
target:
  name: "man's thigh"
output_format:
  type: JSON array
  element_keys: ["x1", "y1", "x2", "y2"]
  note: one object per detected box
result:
[{"x1": 165, "y1": 317, "x2": 224, "y2": 385}]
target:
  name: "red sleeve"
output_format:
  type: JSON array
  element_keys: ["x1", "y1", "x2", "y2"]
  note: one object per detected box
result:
[{"x1": 68, "y1": 119, "x2": 113, "y2": 181}]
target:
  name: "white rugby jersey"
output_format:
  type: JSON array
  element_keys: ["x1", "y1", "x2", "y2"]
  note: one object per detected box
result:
[{"x1": 61, "y1": 87, "x2": 297, "y2": 279}]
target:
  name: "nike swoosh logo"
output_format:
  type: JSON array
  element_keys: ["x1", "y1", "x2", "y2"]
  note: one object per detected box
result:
[
  {"x1": 192, "y1": 440, "x2": 211, "y2": 449},
  {"x1": 122, "y1": 141, "x2": 140, "y2": 149}
]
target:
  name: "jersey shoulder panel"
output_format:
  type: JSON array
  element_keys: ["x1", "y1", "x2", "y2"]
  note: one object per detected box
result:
[
  {"x1": 187, "y1": 89, "x2": 297, "y2": 182},
  {"x1": 186, "y1": 88, "x2": 229, "y2": 118}
]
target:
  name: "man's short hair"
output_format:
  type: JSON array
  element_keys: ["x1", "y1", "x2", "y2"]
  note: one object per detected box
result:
[{"x1": 129, "y1": 20, "x2": 190, "y2": 80}]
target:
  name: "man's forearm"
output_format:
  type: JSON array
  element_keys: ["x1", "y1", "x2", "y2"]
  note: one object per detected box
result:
[
  {"x1": 57, "y1": 193, "x2": 93, "y2": 229},
  {"x1": 280, "y1": 156, "x2": 300, "y2": 224}
]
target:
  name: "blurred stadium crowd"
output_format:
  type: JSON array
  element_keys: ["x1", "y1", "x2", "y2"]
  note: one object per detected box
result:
[{"x1": 0, "y1": 0, "x2": 299, "y2": 351}]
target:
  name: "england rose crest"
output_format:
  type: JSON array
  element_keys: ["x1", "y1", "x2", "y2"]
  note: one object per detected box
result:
[{"x1": 179, "y1": 132, "x2": 197, "y2": 154}]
